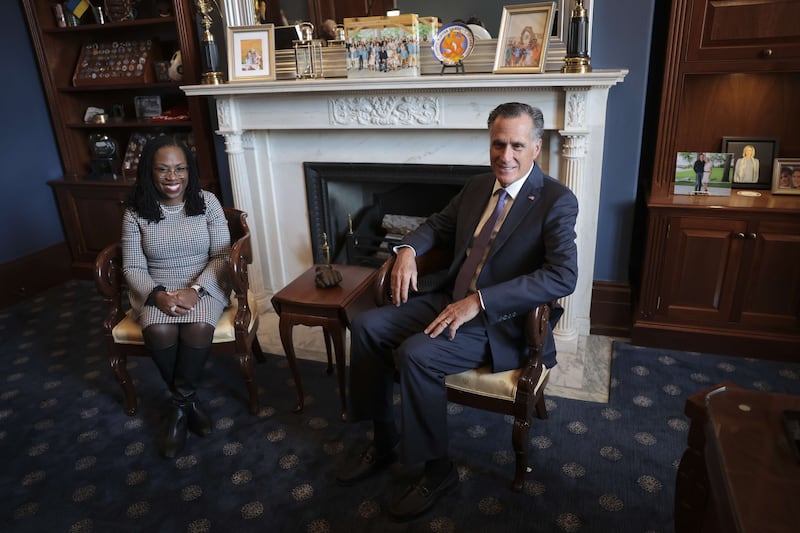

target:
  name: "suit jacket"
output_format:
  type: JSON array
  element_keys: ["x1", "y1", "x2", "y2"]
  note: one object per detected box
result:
[{"x1": 401, "y1": 164, "x2": 578, "y2": 370}]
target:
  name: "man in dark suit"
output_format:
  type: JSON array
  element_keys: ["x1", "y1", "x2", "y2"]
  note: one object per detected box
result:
[{"x1": 336, "y1": 102, "x2": 579, "y2": 520}]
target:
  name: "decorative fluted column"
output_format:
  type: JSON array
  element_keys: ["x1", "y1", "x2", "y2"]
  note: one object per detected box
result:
[
  {"x1": 215, "y1": 98, "x2": 269, "y2": 310},
  {"x1": 556, "y1": 89, "x2": 591, "y2": 354}
]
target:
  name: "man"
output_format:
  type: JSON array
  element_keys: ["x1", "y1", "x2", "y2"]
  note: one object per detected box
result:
[
  {"x1": 336, "y1": 102, "x2": 579, "y2": 521},
  {"x1": 693, "y1": 153, "x2": 705, "y2": 192},
  {"x1": 321, "y1": 18, "x2": 338, "y2": 42}
]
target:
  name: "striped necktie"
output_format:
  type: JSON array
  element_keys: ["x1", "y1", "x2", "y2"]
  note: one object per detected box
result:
[{"x1": 452, "y1": 189, "x2": 508, "y2": 300}]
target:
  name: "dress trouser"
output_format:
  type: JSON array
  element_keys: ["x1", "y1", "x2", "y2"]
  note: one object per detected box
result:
[{"x1": 348, "y1": 291, "x2": 491, "y2": 465}]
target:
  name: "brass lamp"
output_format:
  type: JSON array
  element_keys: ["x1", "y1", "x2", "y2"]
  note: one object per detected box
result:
[
  {"x1": 294, "y1": 22, "x2": 324, "y2": 79},
  {"x1": 561, "y1": 0, "x2": 592, "y2": 73},
  {"x1": 195, "y1": 0, "x2": 225, "y2": 84}
]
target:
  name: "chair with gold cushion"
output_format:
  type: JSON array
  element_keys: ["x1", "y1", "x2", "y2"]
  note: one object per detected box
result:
[
  {"x1": 373, "y1": 247, "x2": 555, "y2": 491},
  {"x1": 95, "y1": 207, "x2": 265, "y2": 416}
]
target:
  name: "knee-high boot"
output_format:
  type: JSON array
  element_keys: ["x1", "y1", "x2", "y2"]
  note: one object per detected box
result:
[
  {"x1": 174, "y1": 344, "x2": 213, "y2": 437},
  {"x1": 150, "y1": 345, "x2": 188, "y2": 458}
]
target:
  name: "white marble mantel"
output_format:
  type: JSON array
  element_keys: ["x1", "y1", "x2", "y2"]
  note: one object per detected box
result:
[{"x1": 184, "y1": 70, "x2": 627, "y2": 351}]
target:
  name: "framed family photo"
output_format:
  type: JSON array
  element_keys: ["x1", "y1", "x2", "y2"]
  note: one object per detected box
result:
[
  {"x1": 227, "y1": 24, "x2": 276, "y2": 82},
  {"x1": 721, "y1": 136, "x2": 778, "y2": 189},
  {"x1": 493, "y1": 2, "x2": 556, "y2": 74},
  {"x1": 674, "y1": 151, "x2": 733, "y2": 197},
  {"x1": 772, "y1": 158, "x2": 800, "y2": 195}
]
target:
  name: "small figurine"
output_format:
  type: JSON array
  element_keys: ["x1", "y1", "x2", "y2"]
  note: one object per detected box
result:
[{"x1": 315, "y1": 232, "x2": 342, "y2": 289}]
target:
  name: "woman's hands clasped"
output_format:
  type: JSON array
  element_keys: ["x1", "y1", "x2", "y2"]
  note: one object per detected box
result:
[{"x1": 155, "y1": 288, "x2": 200, "y2": 316}]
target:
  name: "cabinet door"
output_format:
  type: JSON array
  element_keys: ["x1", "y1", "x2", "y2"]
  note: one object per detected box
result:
[
  {"x1": 656, "y1": 216, "x2": 747, "y2": 325},
  {"x1": 686, "y1": 0, "x2": 800, "y2": 65},
  {"x1": 737, "y1": 218, "x2": 800, "y2": 331},
  {"x1": 51, "y1": 183, "x2": 129, "y2": 270}
]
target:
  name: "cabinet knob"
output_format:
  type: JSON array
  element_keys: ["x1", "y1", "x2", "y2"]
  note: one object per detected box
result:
[
  {"x1": 748, "y1": 233, "x2": 758, "y2": 240},
  {"x1": 761, "y1": 48, "x2": 773, "y2": 58},
  {"x1": 735, "y1": 232, "x2": 746, "y2": 239}
]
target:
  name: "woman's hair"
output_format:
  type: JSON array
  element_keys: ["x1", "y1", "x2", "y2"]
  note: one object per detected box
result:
[{"x1": 126, "y1": 135, "x2": 205, "y2": 222}]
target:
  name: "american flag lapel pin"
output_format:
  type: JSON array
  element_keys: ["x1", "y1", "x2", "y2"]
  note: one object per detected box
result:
[{"x1": 527, "y1": 195, "x2": 536, "y2": 201}]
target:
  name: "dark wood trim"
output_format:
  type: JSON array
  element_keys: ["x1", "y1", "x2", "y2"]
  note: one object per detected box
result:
[
  {"x1": 0, "y1": 243, "x2": 72, "y2": 309},
  {"x1": 590, "y1": 281, "x2": 632, "y2": 338}
]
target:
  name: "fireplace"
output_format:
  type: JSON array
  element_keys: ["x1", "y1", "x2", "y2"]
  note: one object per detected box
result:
[
  {"x1": 184, "y1": 69, "x2": 628, "y2": 351},
  {"x1": 304, "y1": 162, "x2": 490, "y2": 267}
]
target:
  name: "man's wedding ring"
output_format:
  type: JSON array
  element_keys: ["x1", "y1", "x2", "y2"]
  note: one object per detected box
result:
[{"x1": 170, "y1": 305, "x2": 177, "y2": 313}]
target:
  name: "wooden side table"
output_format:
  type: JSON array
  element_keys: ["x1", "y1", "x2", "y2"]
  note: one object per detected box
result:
[{"x1": 271, "y1": 264, "x2": 377, "y2": 420}]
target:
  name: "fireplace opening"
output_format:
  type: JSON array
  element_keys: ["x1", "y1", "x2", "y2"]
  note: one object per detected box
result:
[{"x1": 304, "y1": 162, "x2": 491, "y2": 267}]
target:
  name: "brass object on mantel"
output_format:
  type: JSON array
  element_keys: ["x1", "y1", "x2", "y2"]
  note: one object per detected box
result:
[{"x1": 562, "y1": 0, "x2": 592, "y2": 74}]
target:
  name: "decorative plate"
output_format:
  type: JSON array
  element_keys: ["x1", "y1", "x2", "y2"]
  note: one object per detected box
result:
[{"x1": 432, "y1": 23, "x2": 475, "y2": 65}]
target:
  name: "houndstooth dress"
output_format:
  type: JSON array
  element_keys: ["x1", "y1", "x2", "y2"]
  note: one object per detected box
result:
[{"x1": 121, "y1": 190, "x2": 231, "y2": 328}]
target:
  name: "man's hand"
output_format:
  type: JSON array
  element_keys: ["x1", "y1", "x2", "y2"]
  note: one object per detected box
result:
[
  {"x1": 390, "y1": 247, "x2": 418, "y2": 306},
  {"x1": 425, "y1": 293, "x2": 481, "y2": 340}
]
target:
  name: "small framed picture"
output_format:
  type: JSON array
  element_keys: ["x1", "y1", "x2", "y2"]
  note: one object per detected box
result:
[
  {"x1": 133, "y1": 95, "x2": 162, "y2": 120},
  {"x1": 227, "y1": 24, "x2": 276, "y2": 82},
  {"x1": 493, "y1": 2, "x2": 556, "y2": 74},
  {"x1": 720, "y1": 137, "x2": 778, "y2": 189},
  {"x1": 674, "y1": 151, "x2": 733, "y2": 196},
  {"x1": 771, "y1": 158, "x2": 800, "y2": 195}
]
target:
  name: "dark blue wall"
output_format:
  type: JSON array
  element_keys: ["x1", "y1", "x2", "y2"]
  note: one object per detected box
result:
[
  {"x1": 1, "y1": 1, "x2": 65, "y2": 262},
  {"x1": 5, "y1": 0, "x2": 656, "y2": 283}
]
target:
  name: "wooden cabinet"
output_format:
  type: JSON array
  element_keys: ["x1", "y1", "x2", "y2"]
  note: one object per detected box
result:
[
  {"x1": 633, "y1": 0, "x2": 800, "y2": 360},
  {"x1": 22, "y1": 0, "x2": 220, "y2": 275}
]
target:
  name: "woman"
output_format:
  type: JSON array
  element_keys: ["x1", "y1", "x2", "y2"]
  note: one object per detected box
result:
[
  {"x1": 702, "y1": 153, "x2": 712, "y2": 192},
  {"x1": 121, "y1": 135, "x2": 231, "y2": 458},
  {"x1": 733, "y1": 144, "x2": 759, "y2": 183}
]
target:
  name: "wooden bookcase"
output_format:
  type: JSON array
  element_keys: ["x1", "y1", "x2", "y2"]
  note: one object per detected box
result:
[
  {"x1": 632, "y1": 0, "x2": 800, "y2": 360},
  {"x1": 22, "y1": 0, "x2": 220, "y2": 275}
]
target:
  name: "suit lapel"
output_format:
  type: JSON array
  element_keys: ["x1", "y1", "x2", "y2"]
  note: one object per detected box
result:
[{"x1": 490, "y1": 166, "x2": 544, "y2": 254}]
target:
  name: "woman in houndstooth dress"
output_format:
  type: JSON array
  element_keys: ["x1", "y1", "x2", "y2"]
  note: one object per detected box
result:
[{"x1": 121, "y1": 135, "x2": 231, "y2": 458}]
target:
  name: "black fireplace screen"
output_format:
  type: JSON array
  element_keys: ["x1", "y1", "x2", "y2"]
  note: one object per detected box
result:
[{"x1": 304, "y1": 162, "x2": 490, "y2": 267}]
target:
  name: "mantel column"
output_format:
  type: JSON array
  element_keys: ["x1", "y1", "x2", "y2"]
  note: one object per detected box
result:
[
  {"x1": 216, "y1": 98, "x2": 268, "y2": 310},
  {"x1": 556, "y1": 88, "x2": 592, "y2": 353}
]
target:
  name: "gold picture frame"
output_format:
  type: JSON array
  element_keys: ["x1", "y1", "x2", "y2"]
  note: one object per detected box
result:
[
  {"x1": 772, "y1": 158, "x2": 800, "y2": 195},
  {"x1": 227, "y1": 24, "x2": 276, "y2": 83},
  {"x1": 493, "y1": 2, "x2": 557, "y2": 74}
]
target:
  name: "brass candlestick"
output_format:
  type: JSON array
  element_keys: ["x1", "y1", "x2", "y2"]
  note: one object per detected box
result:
[
  {"x1": 195, "y1": 0, "x2": 225, "y2": 84},
  {"x1": 562, "y1": 0, "x2": 592, "y2": 73}
]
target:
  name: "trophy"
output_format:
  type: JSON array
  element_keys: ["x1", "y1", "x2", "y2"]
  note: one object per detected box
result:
[
  {"x1": 87, "y1": 133, "x2": 119, "y2": 180},
  {"x1": 195, "y1": 0, "x2": 224, "y2": 84},
  {"x1": 561, "y1": 0, "x2": 592, "y2": 73}
]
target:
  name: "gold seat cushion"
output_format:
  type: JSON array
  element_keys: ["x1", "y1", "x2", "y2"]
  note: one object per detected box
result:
[
  {"x1": 445, "y1": 364, "x2": 549, "y2": 401},
  {"x1": 112, "y1": 292, "x2": 258, "y2": 345}
]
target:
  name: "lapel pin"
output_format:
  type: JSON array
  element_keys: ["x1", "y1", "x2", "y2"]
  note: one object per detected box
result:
[{"x1": 527, "y1": 195, "x2": 536, "y2": 201}]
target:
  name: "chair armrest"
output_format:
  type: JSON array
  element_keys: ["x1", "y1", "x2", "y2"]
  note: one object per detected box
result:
[
  {"x1": 94, "y1": 243, "x2": 125, "y2": 333},
  {"x1": 228, "y1": 231, "x2": 253, "y2": 333},
  {"x1": 373, "y1": 246, "x2": 454, "y2": 307},
  {"x1": 516, "y1": 301, "x2": 556, "y2": 396}
]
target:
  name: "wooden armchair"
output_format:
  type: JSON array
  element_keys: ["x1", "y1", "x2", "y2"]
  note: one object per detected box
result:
[
  {"x1": 374, "y1": 248, "x2": 554, "y2": 491},
  {"x1": 94, "y1": 207, "x2": 265, "y2": 416}
]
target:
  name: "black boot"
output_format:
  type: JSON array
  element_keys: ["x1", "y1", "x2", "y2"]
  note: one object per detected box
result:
[
  {"x1": 175, "y1": 344, "x2": 213, "y2": 437},
  {"x1": 150, "y1": 344, "x2": 178, "y2": 386},
  {"x1": 160, "y1": 401, "x2": 188, "y2": 458}
]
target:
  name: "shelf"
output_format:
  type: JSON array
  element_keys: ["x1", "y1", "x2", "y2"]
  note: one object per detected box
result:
[
  {"x1": 60, "y1": 82, "x2": 183, "y2": 92},
  {"x1": 44, "y1": 17, "x2": 176, "y2": 34},
  {"x1": 67, "y1": 120, "x2": 193, "y2": 129}
]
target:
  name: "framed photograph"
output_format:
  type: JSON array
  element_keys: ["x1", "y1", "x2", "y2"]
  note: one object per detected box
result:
[
  {"x1": 493, "y1": 2, "x2": 557, "y2": 74},
  {"x1": 721, "y1": 137, "x2": 778, "y2": 189},
  {"x1": 674, "y1": 151, "x2": 734, "y2": 197},
  {"x1": 133, "y1": 95, "x2": 162, "y2": 120},
  {"x1": 344, "y1": 14, "x2": 420, "y2": 79},
  {"x1": 227, "y1": 24, "x2": 276, "y2": 82},
  {"x1": 772, "y1": 158, "x2": 800, "y2": 195}
]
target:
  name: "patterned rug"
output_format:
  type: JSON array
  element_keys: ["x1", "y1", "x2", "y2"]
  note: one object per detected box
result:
[{"x1": 1, "y1": 280, "x2": 799, "y2": 532}]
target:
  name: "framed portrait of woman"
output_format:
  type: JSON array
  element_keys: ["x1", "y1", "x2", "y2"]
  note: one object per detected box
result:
[
  {"x1": 771, "y1": 158, "x2": 800, "y2": 195},
  {"x1": 721, "y1": 136, "x2": 778, "y2": 189},
  {"x1": 493, "y1": 2, "x2": 556, "y2": 74}
]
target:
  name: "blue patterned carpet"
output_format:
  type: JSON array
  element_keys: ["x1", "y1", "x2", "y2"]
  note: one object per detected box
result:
[{"x1": 1, "y1": 280, "x2": 799, "y2": 532}]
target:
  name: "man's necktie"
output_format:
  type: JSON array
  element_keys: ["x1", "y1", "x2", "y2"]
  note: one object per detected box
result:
[{"x1": 452, "y1": 189, "x2": 508, "y2": 300}]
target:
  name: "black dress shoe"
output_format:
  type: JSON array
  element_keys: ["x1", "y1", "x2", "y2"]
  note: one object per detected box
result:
[
  {"x1": 388, "y1": 464, "x2": 458, "y2": 521},
  {"x1": 336, "y1": 442, "x2": 396, "y2": 486},
  {"x1": 185, "y1": 400, "x2": 213, "y2": 437},
  {"x1": 161, "y1": 405, "x2": 188, "y2": 459}
]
